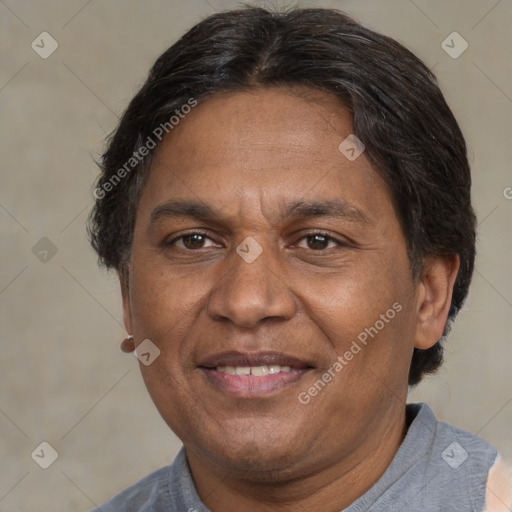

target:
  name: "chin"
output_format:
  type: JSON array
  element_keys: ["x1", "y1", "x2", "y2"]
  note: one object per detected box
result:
[{"x1": 197, "y1": 433, "x2": 308, "y2": 478}]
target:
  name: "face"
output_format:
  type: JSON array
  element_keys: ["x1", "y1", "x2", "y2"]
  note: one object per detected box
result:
[{"x1": 122, "y1": 88, "x2": 445, "y2": 479}]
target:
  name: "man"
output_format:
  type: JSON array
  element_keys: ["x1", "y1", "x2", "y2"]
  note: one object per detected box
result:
[{"x1": 88, "y1": 6, "x2": 512, "y2": 511}]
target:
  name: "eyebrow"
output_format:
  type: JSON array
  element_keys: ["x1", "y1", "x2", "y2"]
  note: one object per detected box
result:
[{"x1": 150, "y1": 198, "x2": 372, "y2": 225}]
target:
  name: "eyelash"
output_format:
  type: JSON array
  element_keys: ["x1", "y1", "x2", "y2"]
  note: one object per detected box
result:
[{"x1": 166, "y1": 230, "x2": 345, "y2": 251}]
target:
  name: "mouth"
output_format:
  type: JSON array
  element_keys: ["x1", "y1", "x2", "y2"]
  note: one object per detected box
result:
[{"x1": 197, "y1": 351, "x2": 314, "y2": 397}]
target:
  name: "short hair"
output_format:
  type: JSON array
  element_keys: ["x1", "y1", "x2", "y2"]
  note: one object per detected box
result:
[{"x1": 88, "y1": 6, "x2": 477, "y2": 386}]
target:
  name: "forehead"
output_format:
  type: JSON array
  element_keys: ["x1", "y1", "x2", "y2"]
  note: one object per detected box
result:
[
  {"x1": 157, "y1": 87, "x2": 357, "y2": 168},
  {"x1": 140, "y1": 87, "x2": 394, "y2": 226}
]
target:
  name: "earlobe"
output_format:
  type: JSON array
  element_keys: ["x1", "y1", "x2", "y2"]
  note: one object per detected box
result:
[
  {"x1": 120, "y1": 334, "x2": 135, "y2": 353},
  {"x1": 414, "y1": 255, "x2": 460, "y2": 350}
]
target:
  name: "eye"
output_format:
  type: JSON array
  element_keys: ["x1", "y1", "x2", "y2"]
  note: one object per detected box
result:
[
  {"x1": 296, "y1": 233, "x2": 341, "y2": 251},
  {"x1": 169, "y1": 232, "x2": 220, "y2": 250}
]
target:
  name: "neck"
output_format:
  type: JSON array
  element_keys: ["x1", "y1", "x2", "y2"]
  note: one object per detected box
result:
[{"x1": 187, "y1": 406, "x2": 407, "y2": 512}]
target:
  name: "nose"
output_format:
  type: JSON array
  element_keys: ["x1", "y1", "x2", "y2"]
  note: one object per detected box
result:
[{"x1": 206, "y1": 242, "x2": 296, "y2": 328}]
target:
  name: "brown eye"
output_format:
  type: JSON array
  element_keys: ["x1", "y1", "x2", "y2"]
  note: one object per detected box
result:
[
  {"x1": 296, "y1": 233, "x2": 340, "y2": 251},
  {"x1": 169, "y1": 232, "x2": 219, "y2": 250},
  {"x1": 182, "y1": 234, "x2": 207, "y2": 249},
  {"x1": 308, "y1": 234, "x2": 329, "y2": 250}
]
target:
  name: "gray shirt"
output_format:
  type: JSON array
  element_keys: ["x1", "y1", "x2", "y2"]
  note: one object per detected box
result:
[{"x1": 91, "y1": 403, "x2": 499, "y2": 511}]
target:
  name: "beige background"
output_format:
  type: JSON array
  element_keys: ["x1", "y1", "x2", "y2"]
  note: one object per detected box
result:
[{"x1": 0, "y1": 0, "x2": 511, "y2": 510}]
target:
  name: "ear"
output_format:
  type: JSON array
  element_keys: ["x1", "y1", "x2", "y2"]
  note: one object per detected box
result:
[
  {"x1": 119, "y1": 266, "x2": 133, "y2": 335},
  {"x1": 414, "y1": 254, "x2": 460, "y2": 350}
]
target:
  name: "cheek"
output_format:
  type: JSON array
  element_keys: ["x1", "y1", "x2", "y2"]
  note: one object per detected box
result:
[
  {"x1": 128, "y1": 257, "x2": 205, "y2": 437},
  {"x1": 304, "y1": 265, "x2": 406, "y2": 343},
  {"x1": 138, "y1": 360, "x2": 201, "y2": 447},
  {"x1": 304, "y1": 260, "x2": 416, "y2": 392},
  {"x1": 126, "y1": 257, "x2": 211, "y2": 401},
  {"x1": 129, "y1": 251, "x2": 208, "y2": 330}
]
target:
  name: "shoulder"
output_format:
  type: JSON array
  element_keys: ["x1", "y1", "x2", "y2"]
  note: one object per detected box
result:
[
  {"x1": 406, "y1": 403, "x2": 501, "y2": 509},
  {"x1": 483, "y1": 454, "x2": 512, "y2": 512},
  {"x1": 409, "y1": 403, "x2": 498, "y2": 471},
  {"x1": 430, "y1": 406, "x2": 498, "y2": 474},
  {"x1": 89, "y1": 464, "x2": 173, "y2": 512}
]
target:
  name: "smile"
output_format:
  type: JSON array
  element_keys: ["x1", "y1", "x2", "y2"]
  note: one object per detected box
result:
[
  {"x1": 216, "y1": 365, "x2": 292, "y2": 375},
  {"x1": 197, "y1": 350, "x2": 315, "y2": 397}
]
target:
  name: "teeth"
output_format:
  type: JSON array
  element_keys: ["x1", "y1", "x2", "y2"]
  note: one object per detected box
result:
[
  {"x1": 251, "y1": 365, "x2": 268, "y2": 376},
  {"x1": 216, "y1": 365, "x2": 293, "y2": 375}
]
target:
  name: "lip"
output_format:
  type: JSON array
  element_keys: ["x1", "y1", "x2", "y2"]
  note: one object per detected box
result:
[
  {"x1": 198, "y1": 367, "x2": 313, "y2": 397},
  {"x1": 197, "y1": 350, "x2": 315, "y2": 398},
  {"x1": 197, "y1": 350, "x2": 312, "y2": 369}
]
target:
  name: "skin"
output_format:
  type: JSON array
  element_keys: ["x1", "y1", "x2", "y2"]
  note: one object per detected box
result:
[{"x1": 121, "y1": 87, "x2": 459, "y2": 511}]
